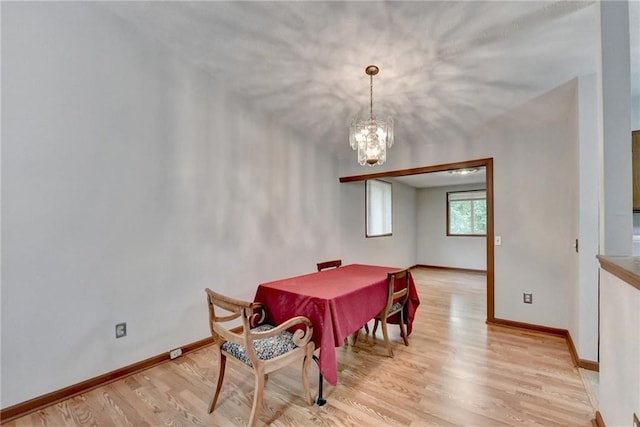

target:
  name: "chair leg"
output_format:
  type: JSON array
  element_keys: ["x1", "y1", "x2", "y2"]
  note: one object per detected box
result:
[
  {"x1": 351, "y1": 328, "x2": 360, "y2": 346},
  {"x1": 352, "y1": 320, "x2": 370, "y2": 346},
  {"x1": 399, "y1": 311, "x2": 409, "y2": 346},
  {"x1": 208, "y1": 350, "x2": 226, "y2": 413},
  {"x1": 302, "y1": 345, "x2": 314, "y2": 404},
  {"x1": 380, "y1": 318, "x2": 393, "y2": 357},
  {"x1": 249, "y1": 369, "x2": 266, "y2": 427},
  {"x1": 372, "y1": 318, "x2": 380, "y2": 336}
]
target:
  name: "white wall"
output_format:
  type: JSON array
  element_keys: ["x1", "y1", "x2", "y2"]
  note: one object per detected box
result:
[
  {"x1": 341, "y1": 80, "x2": 580, "y2": 332},
  {"x1": 1, "y1": 3, "x2": 340, "y2": 408},
  {"x1": 599, "y1": 268, "x2": 639, "y2": 426},
  {"x1": 631, "y1": 0, "x2": 640, "y2": 131},
  {"x1": 416, "y1": 184, "x2": 486, "y2": 270},
  {"x1": 598, "y1": 1, "x2": 633, "y2": 256},
  {"x1": 574, "y1": 74, "x2": 600, "y2": 362},
  {"x1": 340, "y1": 180, "x2": 416, "y2": 269}
]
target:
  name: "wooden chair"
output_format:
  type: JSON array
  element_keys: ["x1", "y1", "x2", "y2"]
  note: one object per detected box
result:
[
  {"x1": 371, "y1": 269, "x2": 411, "y2": 357},
  {"x1": 205, "y1": 288, "x2": 315, "y2": 427},
  {"x1": 316, "y1": 259, "x2": 342, "y2": 271},
  {"x1": 316, "y1": 260, "x2": 370, "y2": 338}
]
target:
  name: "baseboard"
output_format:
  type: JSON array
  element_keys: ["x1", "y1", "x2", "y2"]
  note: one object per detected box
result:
[
  {"x1": 0, "y1": 337, "x2": 214, "y2": 424},
  {"x1": 594, "y1": 410, "x2": 606, "y2": 427},
  {"x1": 577, "y1": 358, "x2": 599, "y2": 371},
  {"x1": 487, "y1": 317, "x2": 567, "y2": 337},
  {"x1": 564, "y1": 328, "x2": 600, "y2": 371},
  {"x1": 487, "y1": 318, "x2": 599, "y2": 371},
  {"x1": 412, "y1": 264, "x2": 486, "y2": 274}
]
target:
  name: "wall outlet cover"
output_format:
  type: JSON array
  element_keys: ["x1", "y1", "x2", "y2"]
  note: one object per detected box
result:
[{"x1": 115, "y1": 322, "x2": 127, "y2": 338}]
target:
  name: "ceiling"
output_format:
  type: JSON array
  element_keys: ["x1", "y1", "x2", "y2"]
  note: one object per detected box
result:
[
  {"x1": 101, "y1": 1, "x2": 639, "y2": 162},
  {"x1": 392, "y1": 167, "x2": 486, "y2": 189}
]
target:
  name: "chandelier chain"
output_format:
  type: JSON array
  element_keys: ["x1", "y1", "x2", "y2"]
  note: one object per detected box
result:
[{"x1": 369, "y1": 73, "x2": 374, "y2": 119}]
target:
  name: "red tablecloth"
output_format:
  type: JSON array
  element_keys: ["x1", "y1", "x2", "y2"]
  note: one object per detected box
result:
[{"x1": 253, "y1": 264, "x2": 420, "y2": 385}]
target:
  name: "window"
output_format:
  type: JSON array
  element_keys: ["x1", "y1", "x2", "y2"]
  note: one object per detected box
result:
[
  {"x1": 366, "y1": 179, "x2": 392, "y2": 237},
  {"x1": 447, "y1": 190, "x2": 486, "y2": 236}
]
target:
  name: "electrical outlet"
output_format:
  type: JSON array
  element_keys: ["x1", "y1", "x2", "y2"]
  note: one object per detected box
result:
[
  {"x1": 115, "y1": 322, "x2": 127, "y2": 338},
  {"x1": 169, "y1": 348, "x2": 182, "y2": 359},
  {"x1": 523, "y1": 293, "x2": 533, "y2": 304}
]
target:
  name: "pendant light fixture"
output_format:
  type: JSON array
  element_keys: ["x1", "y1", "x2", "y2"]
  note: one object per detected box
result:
[{"x1": 349, "y1": 65, "x2": 394, "y2": 166}]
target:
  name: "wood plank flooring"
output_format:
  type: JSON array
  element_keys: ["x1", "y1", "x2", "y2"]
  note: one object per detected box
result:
[{"x1": 5, "y1": 267, "x2": 595, "y2": 426}]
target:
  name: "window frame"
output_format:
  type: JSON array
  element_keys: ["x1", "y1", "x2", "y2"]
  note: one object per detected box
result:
[
  {"x1": 365, "y1": 179, "x2": 393, "y2": 238},
  {"x1": 446, "y1": 189, "x2": 487, "y2": 237}
]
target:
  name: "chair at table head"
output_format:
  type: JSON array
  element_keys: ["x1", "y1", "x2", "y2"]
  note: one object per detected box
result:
[
  {"x1": 317, "y1": 259, "x2": 342, "y2": 272},
  {"x1": 205, "y1": 288, "x2": 315, "y2": 427},
  {"x1": 372, "y1": 268, "x2": 411, "y2": 357},
  {"x1": 316, "y1": 258, "x2": 363, "y2": 342}
]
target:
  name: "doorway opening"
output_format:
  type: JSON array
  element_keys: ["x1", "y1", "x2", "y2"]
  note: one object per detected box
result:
[{"x1": 339, "y1": 157, "x2": 495, "y2": 321}]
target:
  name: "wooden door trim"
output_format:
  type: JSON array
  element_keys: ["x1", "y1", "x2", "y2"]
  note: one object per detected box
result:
[{"x1": 340, "y1": 157, "x2": 495, "y2": 321}]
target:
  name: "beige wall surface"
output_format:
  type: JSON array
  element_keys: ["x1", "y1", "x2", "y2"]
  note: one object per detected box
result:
[
  {"x1": 599, "y1": 269, "x2": 639, "y2": 426},
  {"x1": 1, "y1": 3, "x2": 341, "y2": 407}
]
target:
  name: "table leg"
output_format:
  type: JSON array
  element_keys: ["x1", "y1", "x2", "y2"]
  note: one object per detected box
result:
[{"x1": 312, "y1": 355, "x2": 327, "y2": 406}]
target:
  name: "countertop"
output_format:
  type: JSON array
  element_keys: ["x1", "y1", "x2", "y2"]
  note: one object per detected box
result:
[{"x1": 597, "y1": 255, "x2": 640, "y2": 291}]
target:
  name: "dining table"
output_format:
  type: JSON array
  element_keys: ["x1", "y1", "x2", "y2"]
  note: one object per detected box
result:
[{"x1": 253, "y1": 264, "x2": 420, "y2": 403}]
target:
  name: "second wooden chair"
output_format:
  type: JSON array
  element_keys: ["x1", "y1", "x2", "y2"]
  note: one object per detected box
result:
[{"x1": 371, "y1": 268, "x2": 411, "y2": 357}]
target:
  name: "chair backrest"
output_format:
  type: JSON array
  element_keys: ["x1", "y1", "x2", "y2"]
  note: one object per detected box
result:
[
  {"x1": 385, "y1": 269, "x2": 410, "y2": 311},
  {"x1": 205, "y1": 288, "x2": 265, "y2": 363},
  {"x1": 206, "y1": 288, "x2": 313, "y2": 366},
  {"x1": 317, "y1": 259, "x2": 342, "y2": 271}
]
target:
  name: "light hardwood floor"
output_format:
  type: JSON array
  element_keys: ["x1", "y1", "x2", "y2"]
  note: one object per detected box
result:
[{"x1": 5, "y1": 267, "x2": 595, "y2": 426}]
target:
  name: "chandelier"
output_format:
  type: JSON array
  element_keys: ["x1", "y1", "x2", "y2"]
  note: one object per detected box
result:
[{"x1": 349, "y1": 65, "x2": 394, "y2": 166}]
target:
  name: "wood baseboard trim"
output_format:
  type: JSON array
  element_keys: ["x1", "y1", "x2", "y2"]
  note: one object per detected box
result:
[
  {"x1": 565, "y1": 328, "x2": 580, "y2": 365},
  {"x1": 563, "y1": 326, "x2": 599, "y2": 371},
  {"x1": 577, "y1": 358, "x2": 599, "y2": 371},
  {"x1": 487, "y1": 317, "x2": 567, "y2": 337},
  {"x1": 412, "y1": 264, "x2": 486, "y2": 274},
  {"x1": 594, "y1": 410, "x2": 606, "y2": 427},
  {"x1": 487, "y1": 318, "x2": 599, "y2": 371},
  {"x1": 0, "y1": 337, "x2": 214, "y2": 424}
]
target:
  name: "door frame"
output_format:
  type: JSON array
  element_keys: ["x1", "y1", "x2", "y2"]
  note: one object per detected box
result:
[{"x1": 339, "y1": 157, "x2": 495, "y2": 321}]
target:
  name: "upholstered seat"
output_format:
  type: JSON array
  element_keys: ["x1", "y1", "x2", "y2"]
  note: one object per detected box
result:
[
  {"x1": 388, "y1": 301, "x2": 403, "y2": 313},
  {"x1": 220, "y1": 324, "x2": 298, "y2": 367},
  {"x1": 205, "y1": 288, "x2": 315, "y2": 427}
]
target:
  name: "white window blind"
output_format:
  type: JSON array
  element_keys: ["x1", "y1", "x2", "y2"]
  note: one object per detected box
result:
[
  {"x1": 366, "y1": 180, "x2": 392, "y2": 237},
  {"x1": 448, "y1": 190, "x2": 486, "y2": 202}
]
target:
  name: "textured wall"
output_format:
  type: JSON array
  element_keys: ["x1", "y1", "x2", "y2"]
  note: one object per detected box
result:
[
  {"x1": 340, "y1": 180, "x2": 417, "y2": 270},
  {"x1": 1, "y1": 3, "x2": 340, "y2": 407},
  {"x1": 599, "y1": 269, "x2": 639, "y2": 426},
  {"x1": 340, "y1": 81, "x2": 580, "y2": 331},
  {"x1": 416, "y1": 184, "x2": 486, "y2": 271}
]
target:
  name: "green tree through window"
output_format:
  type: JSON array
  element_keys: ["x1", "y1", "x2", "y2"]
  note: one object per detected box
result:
[{"x1": 447, "y1": 190, "x2": 486, "y2": 236}]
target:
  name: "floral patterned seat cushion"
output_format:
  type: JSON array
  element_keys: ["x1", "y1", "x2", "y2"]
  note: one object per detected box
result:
[
  {"x1": 389, "y1": 301, "x2": 403, "y2": 313},
  {"x1": 221, "y1": 324, "x2": 298, "y2": 367}
]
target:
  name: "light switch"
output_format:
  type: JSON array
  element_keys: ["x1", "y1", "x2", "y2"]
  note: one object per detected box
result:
[{"x1": 495, "y1": 236, "x2": 502, "y2": 246}]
